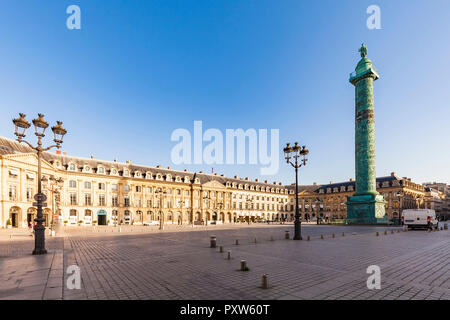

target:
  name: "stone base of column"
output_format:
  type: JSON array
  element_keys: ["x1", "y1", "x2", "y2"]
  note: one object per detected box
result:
[{"x1": 346, "y1": 194, "x2": 386, "y2": 224}]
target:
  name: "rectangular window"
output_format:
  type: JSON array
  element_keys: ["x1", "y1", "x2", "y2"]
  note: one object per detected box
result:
[
  {"x1": 84, "y1": 194, "x2": 92, "y2": 206},
  {"x1": 9, "y1": 185, "x2": 17, "y2": 201},
  {"x1": 112, "y1": 195, "x2": 118, "y2": 207},
  {"x1": 26, "y1": 187, "x2": 33, "y2": 201},
  {"x1": 70, "y1": 193, "x2": 77, "y2": 205},
  {"x1": 147, "y1": 199, "x2": 152, "y2": 207},
  {"x1": 99, "y1": 194, "x2": 106, "y2": 206},
  {"x1": 124, "y1": 196, "x2": 130, "y2": 207},
  {"x1": 124, "y1": 185, "x2": 130, "y2": 192},
  {"x1": 69, "y1": 180, "x2": 77, "y2": 188},
  {"x1": 111, "y1": 184, "x2": 118, "y2": 191},
  {"x1": 146, "y1": 187, "x2": 152, "y2": 193},
  {"x1": 136, "y1": 186, "x2": 141, "y2": 192},
  {"x1": 135, "y1": 196, "x2": 141, "y2": 207},
  {"x1": 98, "y1": 183, "x2": 105, "y2": 190},
  {"x1": 84, "y1": 181, "x2": 91, "y2": 189}
]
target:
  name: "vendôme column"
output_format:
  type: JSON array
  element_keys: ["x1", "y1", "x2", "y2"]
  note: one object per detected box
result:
[{"x1": 346, "y1": 44, "x2": 387, "y2": 224}]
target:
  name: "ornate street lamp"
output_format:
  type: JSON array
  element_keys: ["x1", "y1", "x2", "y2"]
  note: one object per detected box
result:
[
  {"x1": 190, "y1": 173, "x2": 197, "y2": 227},
  {"x1": 12, "y1": 113, "x2": 67, "y2": 255},
  {"x1": 284, "y1": 142, "x2": 309, "y2": 240},
  {"x1": 155, "y1": 188, "x2": 166, "y2": 230},
  {"x1": 42, "y1": 175, "x2": 64, "y2": 232}
]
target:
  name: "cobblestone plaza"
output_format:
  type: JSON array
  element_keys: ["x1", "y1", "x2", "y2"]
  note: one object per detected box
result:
[{"x1": 0, "y1": 224, "x2": 449, "y2": 300}]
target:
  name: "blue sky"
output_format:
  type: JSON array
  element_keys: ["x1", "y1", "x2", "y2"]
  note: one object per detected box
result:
[{"x1": 0, "y1": 0, "x2": 449, "y2": 185}]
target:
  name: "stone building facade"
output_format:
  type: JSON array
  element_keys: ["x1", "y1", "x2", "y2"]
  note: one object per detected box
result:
[
  {"x1": 0, "y1": 137, "x2": 290, "y2": 228},
  {"x1": 288, "y1": 173, "x2": 426, "y2": 223}
]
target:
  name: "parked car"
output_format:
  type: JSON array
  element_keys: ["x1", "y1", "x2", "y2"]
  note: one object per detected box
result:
[
  {"x1": 402, "y1": 209, "x2": 439, "y2": 230},
  {"x1": 143, "y1": 221, "x2": 159, "y2": 226}
]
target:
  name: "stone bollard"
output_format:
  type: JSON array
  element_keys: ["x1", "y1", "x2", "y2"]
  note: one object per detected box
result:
[
  {"x1": 240, "y1": 260, "x2": 247, "y2": 271},
  {"x1": 342, "y1": 232, "x2": 345, "y2": 237},
  {"x1": 235, "y1": 239, "x2": 239, "y2": 245},
  {"x1": 210, "y1": 236, "x2": 217, "y2": 248},
  {"x1": 219, "y1": 246, "x2": 223, "y2": 253},
  {"x1": 383, "y1": 230, "x2": 387, "y2": 235},
  {"x1": 285, "y1": 231, "x2": 290, "y2": 240},
  {"x1": 332, "y1": 233, "x2": 335, "y2": 238},
  {"x1": 320, "y1": 234, "x2": 324, "y2": 239},
  {"x1": 307, "y1": 235, "x2": 310, "y2": 241},
  {"x1": 270, "y1": 235, "x2": 274, "y2": 241},
  {"x1": 227, "y1": 251, "x2": 231, "y2": 260},
  {"x1": 376, "y1": 232, "x2": 379, "y2": 237},
  {"x1": 261, "y1": 274, "x2": 269, "y2": 289}
]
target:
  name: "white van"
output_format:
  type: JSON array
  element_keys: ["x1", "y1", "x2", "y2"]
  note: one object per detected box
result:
[{"x1": 402, "y1": 209, "x2": 439, "y2": 230}]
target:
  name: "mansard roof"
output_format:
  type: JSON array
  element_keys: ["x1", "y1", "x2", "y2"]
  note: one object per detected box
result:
[{"x1": 0, "y1": 136, "x2": 289, "y2": 192}]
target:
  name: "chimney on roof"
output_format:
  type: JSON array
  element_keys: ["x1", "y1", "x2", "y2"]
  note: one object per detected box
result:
[
  {"x1": 214, "y1": 173, "x2": 218, "y2": 175},
  {"x1": 184, "y1": 169, "x2": 187, "y2": 172},
  {"x1": 264, "y1": 180, "x2": 268, "y2": 183},
  {"x1": 255, "y1": 178, "x2": 259, "y2": 182},
  {"x1": 56, "y1": 150, "x2": 61, "y2": 155},
  {"x1": 245, "y1": 177, "x2": 249, "y2": 180},
  {"x1": 330, "y1": 181, "x2": 333, "y2": 184},
  {"x1": 199, "y1": 171, "x2": 203, "y2": 173},
  {"x1": 113, "y1": 158, "x2": 117, "y2": 162},
  {"x1": 279, "y1": 182, "x2": 282, "y2": 185},
  {"x1": 391, "y1": 172, "x2": 396, "y2": 176},
  {"x1": 156, "y1": 165, "x2": 161, "y2": 168},
  {"x1": 90, "y1": 155, "x2": 94, "y2": 159},
  {"x1": 273, "y1": 181, "x2": 277, "y2": 185},
  {"x1": 167, "y1": 166, "x2": 171, "y2": 170},
  {"x1": 221, "y1": 174, "x2": 225, "y2": 177},
  {"x1": 234, "y1": 175, "x2": 238, "y2": 179}
]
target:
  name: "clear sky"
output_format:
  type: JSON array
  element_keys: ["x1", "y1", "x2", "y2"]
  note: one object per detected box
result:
[{"x1": 0, "y1": 0, "x2": 449, "y2": 186}]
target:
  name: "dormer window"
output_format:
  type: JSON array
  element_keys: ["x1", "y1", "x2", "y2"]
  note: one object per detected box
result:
[
  {"x1": 135, "y1": 171, "x2": 141, "y2": 178},
  {"x1": 111, "y1": 168, "x2": 118, "y2": 175},
  {"x1": 156, "y1": 174, "x2": 162, "y2": 180},
  {"x1": 98, "y1": 167, "x2": 105, "y2": 174},
  {"x1": 195, "y1": 178, "x2": 200, "y2": 184},
  {"x1": 166, "y1": 174, "x2": 172, "y2": 181},
  {"x1": 176, "y1": 176, "x2": 181, "y2": 182},
  {"x1": 84, "y1": 165, "x2": 90, "y2": 172},
  {"x1": 146, "y1": 172, "x2": 152, "y2": 179},
  {"x1": 69, "y1": 163, "x2": 76, "y2": 171},
  {"x1": 123, "y1": 170, "x2": 130, "y2": 177}
]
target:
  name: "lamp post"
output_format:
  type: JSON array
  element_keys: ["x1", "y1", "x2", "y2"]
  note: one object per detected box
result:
[
  {"x1": 284, "y1": 142, "x2": 308, "y2": 240},
  {"x1": 42, "y1": 175, "x2": 64, "y2": 232},
  {"x1": 203, "y1": 195, "x2": 209, "y2": 226},
  {"x1": 190, "y1": 173, "x2": 197, "y2": 227},
  {"x1": 395, "y1": 192, "x2": 404, "y2": 225},
  {"x1": 12, "y1": 113, "x2": 67, "y2": 254},
  {"x1": 155, "y1": 188, "x2": 166, "y2": 230},
  {"x1": 245, "y1": 197, "x2": 253, "y2": 224}
]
